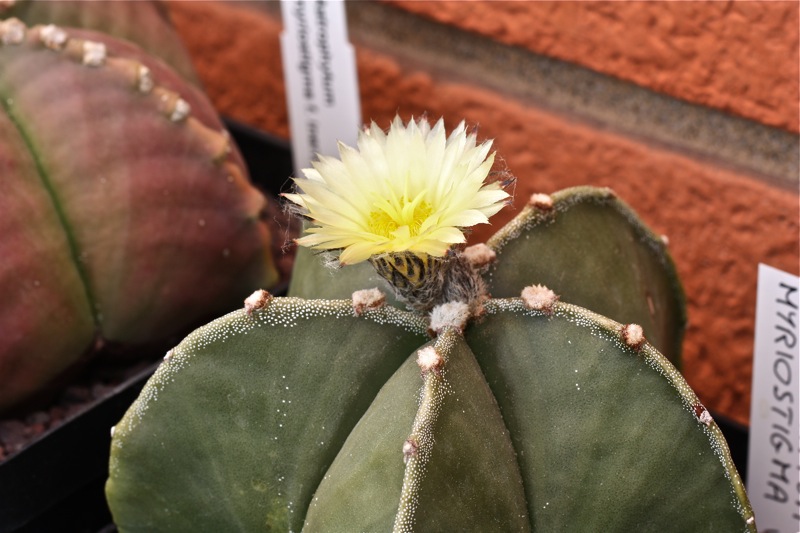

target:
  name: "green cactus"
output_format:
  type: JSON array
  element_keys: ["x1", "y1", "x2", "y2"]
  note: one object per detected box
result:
[
  {"x1": 106, "y1": 118, "x2": 754, "y2": 530},
  {"x1": 0, "y1": 18, "x2": 277, "y2": 411}
]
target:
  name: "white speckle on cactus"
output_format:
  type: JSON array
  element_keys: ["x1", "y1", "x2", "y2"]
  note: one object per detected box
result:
[
  {"x1": 0, "y1": 18, "x2": 25, "y2": 45},
  {"x1": 429, "y1": 301, "x2": 470, "y2": 335},
  {"x1": 746, "y1": 516, "x2": 755, "y2": 525},
  {"x1": 114, "y1": 298, "x2": 427, "y2": 440},
  {"x1": 136, "y1": 64, "x2": 154, "y2": 93},
  {"x1": 481, "y1": 297, "x2": 751, "y2": 525},
  {"x1": 416, "y1": 346, "x2": 443, "y2": 375},
  {"x1": 521, "y1": 284, "x2": 558, "y2": 314},
  {"x1": 528, "y1": 192, "x2": 554, "y2": 210},
  {"x1": 82, "y1": 40, "x2": 106, "y2": 67},
  {"x1": 462, "y1": 243, "x2": 496, "y2": 269},
  {"x1": 39, "y1": 24, "x2": 67, "y2": 50},
  {"x1": 170, "y1": 98, "x2": 191, "y2": 122},
  {"x1": 351, "y1": 288, "x2": 386, "y2": 316},
  {"x1": 244, "y1": 289, "x2": 273, "y2": 315},
  {"x1": 620, "y1": 323, "x2": 645, "y2": 350},
  {"x1": 163, "y1": 349, "x2": 174, "y2": 362}
]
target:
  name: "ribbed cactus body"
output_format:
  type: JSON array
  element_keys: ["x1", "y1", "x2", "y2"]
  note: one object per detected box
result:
[
  {"x1": 106, "y1": 187, "x2": 754, "y2": 530},
  {"x1": 107, "y1": 298, "x2": 429, "y2": 532},
  {"x1": 486, "y1": 187, "x2": 686, "y2": 362},
  {"x1": 0, "y1": 20, "x2": 277, "y2": 410}
]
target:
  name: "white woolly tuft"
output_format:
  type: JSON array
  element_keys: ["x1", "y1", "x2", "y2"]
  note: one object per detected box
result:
[
  {"x1": 416, "y1": 346, "x2": 443, "y2": 374},
  {"x1": 244, "y1": 289, "x2": 272, "y2": 315},
  {"x1": 352, "y1": 287, "x2": 386, "y2": 316},
  {"x1": 528, "y1": 193, "x2": 554, "y2": 210},
  {"x1": 429, "y1": 301, "x2": 471, "y2": 334},
  {"x1": 40, "y1": 24, "x2": 67, "y2": 49},
  {"x1": 82, "y1": 40, "x2": 106, "y2": 66},
  {"x1": 521, "y1": 284, "x2": 558, "y2": 313},
  {"x1": 620, "y1": 323, "x2": 645, "y2": 350},
  {"x1": 462, "y1": 243, "x2": 496, "y2": 269},
  {"x1": 0, "y1": 18, "x2": 25, "y2": 45}
]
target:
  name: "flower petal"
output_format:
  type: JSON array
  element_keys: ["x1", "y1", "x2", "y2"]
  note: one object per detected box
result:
[{"x1": 287, "y1": 115, "x2": 510, "y2": 264}]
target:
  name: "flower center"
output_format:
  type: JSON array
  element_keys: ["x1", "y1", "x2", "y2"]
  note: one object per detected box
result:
[{"x1": 367, "y1": 195, "x2": 432, "y2": 240}]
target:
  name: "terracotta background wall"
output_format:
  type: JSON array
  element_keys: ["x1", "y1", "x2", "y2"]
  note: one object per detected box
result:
[{"x1": 165, "y1": 1, "x2": 799, "y2": 426}]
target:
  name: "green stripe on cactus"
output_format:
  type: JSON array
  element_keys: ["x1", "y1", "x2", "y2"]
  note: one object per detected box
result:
[
  {"x1": 304, "y1": 328, "x2": 529, "y2": 532},
  {"x1": 0, "y1": 102, "x2": 95, "y2": 406},
  {"x1": 466, "y1": 298, "x2": 753, "y2": 531},
  {"x1": 486, "y1": 186, "x2": 686, "y2": 363},
  {"x1": 106, "y1": 297, "x2": 428, "y2": 532}
]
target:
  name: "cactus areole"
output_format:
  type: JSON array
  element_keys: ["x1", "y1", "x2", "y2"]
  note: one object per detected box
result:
[{"x1": 107, "y1": 118, "x2": 754, "y2": 531}]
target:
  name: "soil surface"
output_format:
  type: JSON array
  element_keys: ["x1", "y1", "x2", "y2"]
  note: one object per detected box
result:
[{"x1": 0, "y1": 354, "x2": 158, "y2": 462}]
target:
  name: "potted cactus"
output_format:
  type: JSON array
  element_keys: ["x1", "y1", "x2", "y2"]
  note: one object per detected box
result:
[
  {"x1": 105, "y1": 117, "x2": 755, "y2": 531},
  {"x1": 0, "y1": 15, "x2": 278, "y2": 414},
  {"x1": 0, "y1": 117, "x2": 289, "y2": 532},
  {"x1": 0, "y1": 11, "x2": 285, "y2": 530}
]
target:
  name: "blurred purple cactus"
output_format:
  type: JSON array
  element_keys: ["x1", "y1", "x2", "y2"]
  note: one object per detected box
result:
[{"x1": 0, "y1": 17, "x2": 278, "y2": 411}]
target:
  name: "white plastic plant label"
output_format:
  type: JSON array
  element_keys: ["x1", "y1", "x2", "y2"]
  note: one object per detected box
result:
[
  {"x1": 280, "y1": 0, "x2": 362, "y2": 172},
  {"x1": 748, "y1": 263, "x2": 800, "y2": 533}
]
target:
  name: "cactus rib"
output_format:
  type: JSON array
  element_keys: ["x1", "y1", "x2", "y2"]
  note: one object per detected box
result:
[
  {"x1": 393, "y1": 333, "x2": 453, "y2": 532},
  {"x1": 486, "y1": 186, "x2": 687, "y2": 363},
  {"x1": 107, "y1": 298, "x2": 429, "y2": 532},
  {"x1": 467, "y1": 297, "x2": 755, "y2": 531}
]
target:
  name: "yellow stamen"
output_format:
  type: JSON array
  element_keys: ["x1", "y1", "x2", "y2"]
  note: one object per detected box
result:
[{"x1": 368, "y1": 195, "x2": 433, "y2": 240}]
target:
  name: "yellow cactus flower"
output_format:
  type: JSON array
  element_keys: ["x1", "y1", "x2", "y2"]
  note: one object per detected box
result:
[{"x1": 284, "y1": 116, "x2": 510, "y2": 266}]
